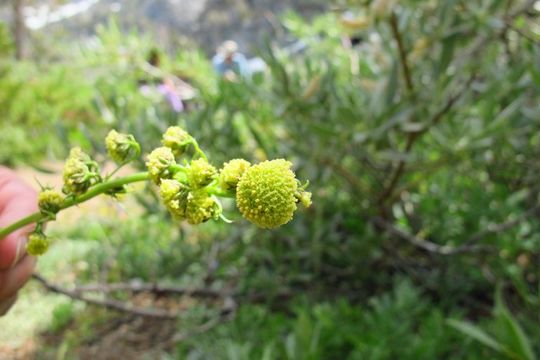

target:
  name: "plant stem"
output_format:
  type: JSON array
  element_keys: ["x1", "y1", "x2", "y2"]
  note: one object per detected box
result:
[
  {"x1": 191, "y1": 140, "x2": 207, "y2": 161},
  {"x1": 0, "y1": 172, "x2": 150, "y2": 241},
  {"x1": 169, "y1": 164, "x2": 187, "y2": 173},
  {"x1": 207, "y1": 188, "x2": 235, "y2": 198}
]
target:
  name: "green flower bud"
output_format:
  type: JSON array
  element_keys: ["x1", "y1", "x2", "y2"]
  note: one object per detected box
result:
[
  {"x1": 236, "y1": 159, "x2": 311, "y2": 229},
  {"x1": 146, "y1": 147, "x2": 176, "y2": 184},
  {"x1": 38, "y1": 189, "x2": 64, "y2": 214},
  {"x1": 296, "y1": 190, "x2": 312, "y2": 208},
  {"x1": 160, "y1": 179, "x2": 181, "y2": 203},
  {"x1": 62, "y1": 147, "x2": 101, "y2": 195},
  {"x1": 26, "y1": 233, "x2": 51, "y2": 256},
  {"x1": 219, "y1": 159, "x2": 251, "y2": 192},
  {"x1": 162, "y1": 126, "x2": 192, "y2": 156},
  {"x1": 159, "y1": 179, "x2": 189, "y2": 220},
  {"x1": 186, "y1": 190, "x2": 220, "y2": 225},
  {"x1": 187, "y1": 159, "x2": 217, "y2": 189},
  {"x1": 105, "y1": 129, "x2": 141, "y2": 164}
]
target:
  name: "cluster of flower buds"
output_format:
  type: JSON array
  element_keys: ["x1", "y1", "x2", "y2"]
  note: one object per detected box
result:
[
  {"x1": 62, "y1": 147, "x2": 102, "y2": 195},
  {"x1": 22, "y1": 126, "x2": 311, "y2": 256},
  {"x1": 38, "y1": 189, "x2": 64, "y2": 216},
  {"x1": 149, "y1": 126, "x2": 312, "y2": 228},
  {"x1": 105, "y1": 130, "x2": 141, "y2": 164},
  {"x1": 29, "y1": 130, "x2": 142, "y2": 256},
  {"x1": 26, "y1": 232, "x2": 51, "y2": 256},
  {"x1": 147, "y1": 127, "x2": 222, "y2": 225},
  {"x1": 161, "y1": 126, "x2": 192, "y2": 157}
]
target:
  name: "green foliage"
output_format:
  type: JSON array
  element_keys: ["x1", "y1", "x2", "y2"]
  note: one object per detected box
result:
[
  {"x1": 176, "y1": 280, "x2": 484, "y2": 359},
  {"x1": 0, "y1": 56, "x2": 96, "y2": 165},
  {"x1": 0, "y1": 23, "x2": 13, "y2": 57},
  {"x1": 50, "y1": 302, "x2": 76, "y2": 334},
  {"x1": 58, "y1": 216, "x2": 186, "y2": 282},
  {"x1": 448, "y1": 290, "x2": 537, "y2": 360},
  {"x1": 0, "y1": 19, "x2": 190, "y2": 166}
]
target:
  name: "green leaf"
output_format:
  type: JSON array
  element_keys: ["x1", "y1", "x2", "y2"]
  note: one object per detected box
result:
[
  {"x1": 437, "y1": 35, "x2": 457, "y2": 76},
  {"x1": 447, "y1": 319, "x2": 504, "y2": 353},
  {"x1": 384, "y1": 59, "x2": 399, "y2": 106},
  {"x1": 494, "y1": 290, "x2": 536, "y2": 360}
]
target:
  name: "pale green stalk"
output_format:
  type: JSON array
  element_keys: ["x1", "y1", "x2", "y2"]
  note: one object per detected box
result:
[
  {"x1": 0, "y1": 172, "x2": 150, "y2": 240},
  {"x1": 0, "y1": 170, "x2": 237, "y2": 240}
]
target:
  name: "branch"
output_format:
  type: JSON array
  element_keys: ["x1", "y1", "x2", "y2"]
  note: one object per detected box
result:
[
  {"x1": 73, "y1": 281, "x2": 293, "y2": 304},
  {"x1": 32, "y1": 274, "x2": 178, "y2": 319},
  {"x1": 377, "y1": 75, "x2": 474, "y2": 206},
  {"x1": 374, "y1": 201, "x2": 540, "y2": 255},
  {"x1": 318, "y1": 155, "x2": 366, "y2": 194},
  {"x1": 464, "y1": 204, "x2": 540, "y2": 245},
  {"x1": 377, "y1": 0, "x2": 536, "y2": 210},
  {"x1": 456, "y1": 0, "x2": 536, "y2": 67},
  {"x1": 389, "y1": 11, "x2": 414, "y2": 94},
  {"x1": 372, "y1": 217, "x2": 494, "y2": 255},
  {"x1": 73, "y1": 281, "x2": 223, "y2": 299},
  {"x1": 506, "y1": 22, "x2": 540, "y2": 44}
]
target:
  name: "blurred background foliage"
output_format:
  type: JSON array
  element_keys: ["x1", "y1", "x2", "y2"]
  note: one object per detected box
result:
[{"x1": 0, "y1": 0, "x2": 540, "y2": 358}]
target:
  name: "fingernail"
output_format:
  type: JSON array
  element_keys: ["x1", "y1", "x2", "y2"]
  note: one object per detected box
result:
[{"x1": 10, "y1": 236, "x2": 28, "y2": 269}]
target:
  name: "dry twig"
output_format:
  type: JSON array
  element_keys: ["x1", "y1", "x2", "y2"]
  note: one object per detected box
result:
[
  {"x1": 373, "y1": 217, "x2": 493, "y2": 255},
  {"x1": 374, "y1": 203, "x2": 540, "y2": 255},
  {"x1": 73, "y1": 281, "x2": 223, "y2": 299},
  {"x1": 464, "y1": 204, "x2": 540, "y2": 245},
  {"x1": 32, "y1": 274, "x2": 178, "y2": 319}
]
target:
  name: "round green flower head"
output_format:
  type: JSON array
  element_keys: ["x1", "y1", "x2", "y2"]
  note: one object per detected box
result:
[
  {"x1": 186, "y1": 190, "x2": 219, "y2": 225},
  {"x1": 62, "y1": 147, "x2": 101, "y2": 194},
  {"x1": 26, "y1": 233, "x2": 51, "y2": 256},
  {"x1": 162, "y1": 126, "x2": 192, "y2": 156},
  {"x1": 219, "y1": 159, "x2": 251, "y2": 192},
  {"x1": 105, "y1": 129, "x2": 141, "y2": 164},
  {"x1": 38, "y1": 189, "x2": 64, "y2": 215},
  {"x1": 159, "y1": 179, "x2": 188, "y2": 220},
  {"x1": 236, "y1": 159, "x2": 311, "y2": 229},
  {"x1": 187, "y1": 159, "x2": 217, "y2": 189},
  {"x1": 146, "y1": 147, "x2": 176, "y2": 184}
]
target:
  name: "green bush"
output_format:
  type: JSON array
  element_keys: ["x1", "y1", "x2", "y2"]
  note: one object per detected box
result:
[
  {"x1": 175, "y1": 280, "x2": 487, "y2": 359},
  {"x1": 1, "y1": 0, "x2": 539, "y2": 357}
]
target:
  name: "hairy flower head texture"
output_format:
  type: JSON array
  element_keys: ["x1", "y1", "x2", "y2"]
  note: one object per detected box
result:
[
  {"x1": 146, "y1": 147, "x2": 176, "y2": 184},
  {"x1": 26, "y1": 233, "x2": 51, "y2": 256},
  {"x1": 159, "y1": 179, "x2": 188, "y2": 220},
  {"x1": 236, "y1": 159, "x2": 311, "y2": 229},
  {"x1": 187, "y1": 159, "x2": 217, "y2": 189},
  {"x1": 219, "y1": 159, "x2": 251, "y2": 192},
  {"x1": 62, "y1": 147, "x2": 101, "y2": 194},
  {"x1": 105, "y1": 130, "x2": 141, "y2": 164},
  {"x1": 162, "y1": 126, "x2": 192, "y2": 156},
  {"x1": 38, "y1": 189, "x2": 64, "y2": 214},
  {"x1": 186, "y1": 190, "x2": 219, "y2": 225}
]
